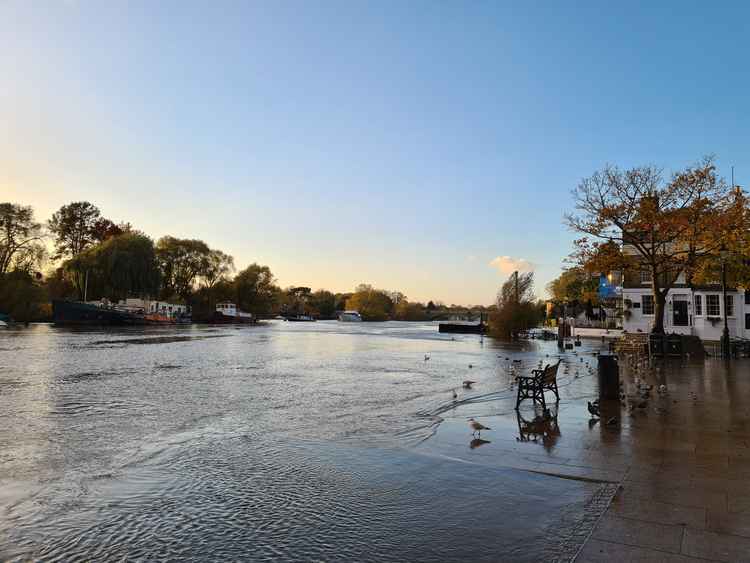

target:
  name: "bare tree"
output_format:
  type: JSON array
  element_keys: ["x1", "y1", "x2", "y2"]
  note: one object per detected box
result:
[{"x1": 0, "y1": 203, "x2": 45, "y2": 274}]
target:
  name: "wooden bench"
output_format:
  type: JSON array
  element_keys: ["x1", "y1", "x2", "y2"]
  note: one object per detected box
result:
[{"x1": 515, "y1": 359, "x2": 561, "y2": 409}]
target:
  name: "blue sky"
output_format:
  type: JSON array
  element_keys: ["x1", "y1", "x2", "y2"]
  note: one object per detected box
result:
[{"x1": 2, "y1": 1, "x2": 749, "y2": 305}]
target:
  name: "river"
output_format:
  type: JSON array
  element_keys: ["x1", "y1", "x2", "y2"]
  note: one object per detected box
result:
[{"x1": 1, "y1": 321, "x2": 608, "y2": 561}]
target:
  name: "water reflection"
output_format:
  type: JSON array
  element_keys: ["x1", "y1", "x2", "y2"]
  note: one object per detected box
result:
[
  {"x1": 516, "y1": 406, "x2": 560, "y2": 450},
  {"x1": 469, "y1": 437, "x2": 491, "y2": 450}
]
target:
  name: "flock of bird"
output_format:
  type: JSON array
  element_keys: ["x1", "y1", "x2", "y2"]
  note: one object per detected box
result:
[
  {"x1": 427, "y1": 346, "x2": 677, "y2": 439},
  {"x1": 426, "y1": 348, "x2": 604, "y2": 439}
]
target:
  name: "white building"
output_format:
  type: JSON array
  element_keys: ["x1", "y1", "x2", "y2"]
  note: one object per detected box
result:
[{"x1": 621, "y1": 270, "x2": 747, "y2": 341}]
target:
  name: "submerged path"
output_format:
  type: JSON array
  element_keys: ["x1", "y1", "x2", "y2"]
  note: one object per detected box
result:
[{"x1": 423, "y1": 348, "x2": 750, "y2": 561}]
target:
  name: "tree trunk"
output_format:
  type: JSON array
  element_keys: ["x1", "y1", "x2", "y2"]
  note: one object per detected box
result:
[{"x1": 652, "y1": 288, "x2": 666, "y2": 334}]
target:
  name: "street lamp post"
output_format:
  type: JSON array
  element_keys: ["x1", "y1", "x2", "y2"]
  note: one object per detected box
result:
[{"x1": 720, "y1": 244, "x2": 731, "y2": 360}]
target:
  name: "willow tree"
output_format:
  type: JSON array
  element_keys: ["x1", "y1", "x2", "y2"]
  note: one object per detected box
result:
[
  {"x1": 66, "y1": 232, "x2": 161, "y2": 301},
  {"x1": 489, "y1": 271, "x2": 541, "y2": 339},
  {"x1": 233, "y1": 263, "x2": 279, "y2": 318},
  {"x1": 566, "y1": 158, "x2": 742, "y2": 334},
  {"x1": 155, "y1": 236, "x2": 212, "y2": 301}
]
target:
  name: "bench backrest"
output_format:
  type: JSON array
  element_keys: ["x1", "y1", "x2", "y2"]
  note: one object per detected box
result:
[{"x1": 543, "y1": 360, "x2": 561, "y2": 384}]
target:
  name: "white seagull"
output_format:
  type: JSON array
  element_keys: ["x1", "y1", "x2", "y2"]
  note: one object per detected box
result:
[{"x1": 468, "y1": 418, "x2": 491, "y2": 436}]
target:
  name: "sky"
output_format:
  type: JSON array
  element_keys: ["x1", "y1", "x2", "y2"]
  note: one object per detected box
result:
[{"x1": 2, "y1": 1, "x2": 750, "y2": 305}]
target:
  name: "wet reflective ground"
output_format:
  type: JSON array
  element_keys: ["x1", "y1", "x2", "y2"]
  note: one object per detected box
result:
[{"x1": 1, "y1": 322, "x2": 612, "y2": 561}]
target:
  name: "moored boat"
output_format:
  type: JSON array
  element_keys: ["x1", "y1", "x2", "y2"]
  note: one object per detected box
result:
[
  {"x1": 285, "y1": 314, "x2": 315, "y2": 322},
  {"x1": 338, "y1": 310, "x2": 363, "y2": 322},
  {"x1": 213, "y1": 302, "x2": 255, "y2": 324},
  {"x1": 53, "y1": 300, "x2": 148, "y2": 325}
]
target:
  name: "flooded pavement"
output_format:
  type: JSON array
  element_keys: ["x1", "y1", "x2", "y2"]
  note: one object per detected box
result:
[{"x1": 2, "y1": 322, "x2": 747, "y2": 561}]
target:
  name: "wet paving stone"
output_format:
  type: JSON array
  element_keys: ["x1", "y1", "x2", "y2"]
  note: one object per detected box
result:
[
  {"x1": 591, "y1": 514, "x2": 684, "y2": 553},
  {"x1": 682, "y1": 528, "x2": 750, "y2": 562}
]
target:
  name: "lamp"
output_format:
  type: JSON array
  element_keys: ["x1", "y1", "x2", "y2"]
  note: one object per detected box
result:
[{"x1": 720, "y1": 243, "x2": 731, "y2": 360}]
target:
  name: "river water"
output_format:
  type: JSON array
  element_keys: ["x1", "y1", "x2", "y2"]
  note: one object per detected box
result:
[{"x1": 1, "y1": 321, "x2": 607, "y2": 561}]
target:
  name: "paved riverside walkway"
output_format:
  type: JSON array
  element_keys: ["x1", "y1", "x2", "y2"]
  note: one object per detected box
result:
[
  {"x1": 575, "y1": 357, "x2": 750, "y2": 562},
  {"x1": 421, "y1": 345, "x2": 750, "y2": 561}
]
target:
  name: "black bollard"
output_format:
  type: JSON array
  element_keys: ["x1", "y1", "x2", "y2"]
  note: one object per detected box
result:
[{"x1": 598, "y1": 354, "x2": 620, "y2": 401}]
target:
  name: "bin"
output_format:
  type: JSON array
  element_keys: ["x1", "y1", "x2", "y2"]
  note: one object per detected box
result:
[
  {"x1": 649, "y1": 333, "x2": 665, "y2": 356},
  {"x1": 667, "y1": 335, "x2": 682, "y2": 357},
  {"x1": 598, "y1": 354, "x2": 620, "y2": 401}
]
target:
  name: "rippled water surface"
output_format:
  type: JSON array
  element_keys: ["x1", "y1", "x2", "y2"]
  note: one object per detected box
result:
[{"x1": 1, "y1": 322, "x2": 604, "y2": 561}]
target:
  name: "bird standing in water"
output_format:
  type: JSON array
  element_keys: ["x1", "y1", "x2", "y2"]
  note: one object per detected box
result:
[
  {"x1": 468, "y1": 418, "x2": 491, "y2": 436},
  {"x1": 463, "y1": 380, "x2": 475, "y2": 389},
  {"x1": 452, "y1": 389, "x2": 458, "y2": 400}
]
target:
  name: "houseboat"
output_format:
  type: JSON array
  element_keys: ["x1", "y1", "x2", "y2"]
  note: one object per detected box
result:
[{"x1": 213, "y1": 302, "x2": 255, "y2": 324}]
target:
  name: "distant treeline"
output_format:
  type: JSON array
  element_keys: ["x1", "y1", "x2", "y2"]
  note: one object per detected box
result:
[{"x1": 0, "y1": 201, "x2": 491, "y2": 322}]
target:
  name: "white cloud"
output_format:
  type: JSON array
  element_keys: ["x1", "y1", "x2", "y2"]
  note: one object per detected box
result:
[{"x1": 489, "y1": 256, "x2": 534, "y2": 276}]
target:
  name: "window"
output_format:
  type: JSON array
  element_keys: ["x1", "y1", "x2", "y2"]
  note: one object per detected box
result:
[
  {"x1": 706, "y1": 295, "x2": 720, "y2": 317},
  {"x1": 726, "y1": 295, "x2": 734, "y2": 317},
  {"x1": 640, "y1": 270, "x2": 652, "y2": 284},
  {"x1": 694, "y1": 295, "x2": 702, "y2": 316},
  {"x1": 746, "y1": 313, "x2": 750, "y2": 330},
  {"x1": 745, "y1": 292, "x2": 750, "y2": 305},
  {"x1": 642, "y1": 294, "x2": 654, "y2": 315}
]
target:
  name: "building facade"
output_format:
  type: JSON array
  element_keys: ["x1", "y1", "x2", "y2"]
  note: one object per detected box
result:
[{"x1": 621, "y1": 271, "x2": 748, "y2": 341}]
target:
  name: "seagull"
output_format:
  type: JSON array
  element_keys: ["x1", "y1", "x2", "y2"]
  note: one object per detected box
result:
[
  {"x1": 463, "y1": 380, "x2": 475, "y2": 389},
  {"x1": 587, "y1": 401, "x2": 600, "y2": 418},
  {"x1": 452, "y1": 389, "x2": 458, "y2": 400},
  {"x1": 469, "y1": 418, "x2": 491, "y2": 436},
  {"x1": 468, "y1": 364, "x2": 473, "y2": 369}
]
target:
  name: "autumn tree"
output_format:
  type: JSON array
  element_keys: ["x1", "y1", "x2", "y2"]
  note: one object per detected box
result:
[
  {"x1": 345, "y1": 285, "x2": 394, "y2": 321},
  {"x1": 91, "y1": 218, "x2": 129, "y2": 243},
  {"x1": 546, "y1": 268, "x2": 599, "y2": 307},
  {"x1": 394, "y1": 300, "x2": 428, "y2": 321},
  {"x1": 0, "y1": 203, "x2": 45, "y2": 274},
  {"x1": 566, "y1": 158, "x2": 742, "y2": 334}
]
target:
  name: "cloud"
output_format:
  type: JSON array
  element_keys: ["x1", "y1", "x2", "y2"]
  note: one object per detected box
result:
[{"x1": 489, "y1": 256, "x2": 534, "y2": 276}]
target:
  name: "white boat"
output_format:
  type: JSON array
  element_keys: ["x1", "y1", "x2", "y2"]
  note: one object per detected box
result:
[
  {"x1": 214, "y1": 302, "x2": 255, "y2": 324},
  {"x1": 0, "y1": 320, "x2": 7, "y2": 328},
  {"x1": 338, "y1": 310, "x2": 363, "y2": 322}
]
